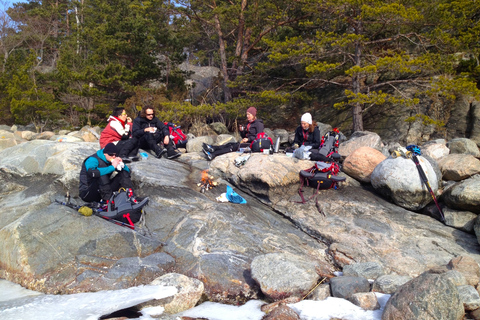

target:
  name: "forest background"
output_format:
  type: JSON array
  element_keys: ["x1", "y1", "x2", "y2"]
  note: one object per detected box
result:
[{"x1": 0, "y1": 0, "x2": 479, "y2": 137}]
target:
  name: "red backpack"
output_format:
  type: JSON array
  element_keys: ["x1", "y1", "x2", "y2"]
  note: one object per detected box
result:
[
  {"x1": 164, "y1": 122, "x2": 188, "y2": 148},
  {"x1": 250, "y1": 132, "x2": 274, "y2": 152}
]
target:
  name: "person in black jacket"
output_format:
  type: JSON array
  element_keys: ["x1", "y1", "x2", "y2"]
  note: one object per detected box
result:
[
  {"x1": 132, "y1": 106, "x2": 181, "y2": 159},
  {"x1": 202, "y1": 107, "x2": 265, "y2": 160},
  {"x1": 79, "y1": 143, "x2": 143, "y2": 203},
  {"x1": 292, "y1": 112, "x2": 321, "y2": 151}
]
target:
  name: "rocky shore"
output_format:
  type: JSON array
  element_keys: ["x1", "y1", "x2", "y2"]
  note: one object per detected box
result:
[{"x1": 1, "y1": 123, "x2": 480, "y2": 319}]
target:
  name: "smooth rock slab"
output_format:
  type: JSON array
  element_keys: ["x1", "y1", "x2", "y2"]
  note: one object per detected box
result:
[{"x1": 251, "y1": 252, "x2": 321, "y2": 300}]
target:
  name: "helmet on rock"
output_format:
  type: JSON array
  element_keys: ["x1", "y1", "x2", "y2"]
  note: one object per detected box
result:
[{"x1": 406, "y1": 145, "x2": 421, "y2": 155}]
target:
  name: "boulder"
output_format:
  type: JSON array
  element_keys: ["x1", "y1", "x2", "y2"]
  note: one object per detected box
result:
[
  {"x1": 371, "y1": 155, "x2": 438, "y2": 210},
  {"x1": 317, "y1": 122, "x2": 333, "y2": 137},
  {"x1": 209, "y1": 153, "x2": 316, "y2": 203},
  {"x1": 215, "y1": 134, "x2": 237, "y2": 145},
  {"x1": 273, "y1": 129, "x2": 289, "y2": 145},
  {"x1": 251, "y1": 252, "x2": 322, "y2": 300},
  {"x1": 342, "y1": 261, "x2": 385, "y2": 280},
  {"x1": 442, "y1": 270, "x2": 468, "y2": 286},
  {"x1": 0, "y1": 130, "x2": 17, "y2": 150},
  {"x1": 51, "y1": 135, "x2": 84, "y2": 142},
  {"x1": 35, "y1": 131, "x2": 55, "y2": 140},
  {"x1": 372, "y1": 275, "x2": 412, "y2": 294},
  {"x1": 262, "y1": 305, "x2": 301, "y2": 320},
  {"x1": 443, "y1": 175, "x2": 480, "y2": 214},
  {"x1": 329, "y1": 276, "x2": 370, "y2": 299},
  {"x1": 381, "y1": 272, "x2": 464, "y2": 320},
  {"x1": 470, "y1": 100, "x2": 480, "y2": 147},
  {"x1": 186, "y1": 136, "x2": 215, "y2": 153},
  {"x1": 342, "y1": 147, "x2": 386, "y2": 183},
  {"x1": 348, "y1": 292, "x2": 380, "y2": 310},
  {"x1": 421, "y1": 142, "x2": 450, "y2": 161},
  {"x1": 0, "y1": 141, "x2": 331, "y2": 303},
  {"x1": 338, "y1": 131, "x2": 383, "y2": 158},
  {"x1": 437, "y1": 154, "x2": 480, "y2": 181},
  {"x1": 264, "y1": 128, "x2": 275, "y2": 141},
  {"x1": 447, "y1": 256, "x2": 480, "y2": 287},
  {"x1": 306, "y1": 283, "x2": 330, "y2": 301},
  {"x1": 21, "y1": 130, "x2": 37, "y2": 141},
  {"x1": 447, "y1": 138, "x2": 480, "y2": 157},
  {"x1": 142, "y1": 273, "x2": 204, "y2": 315},
  {"x1": 457, "y1": 285, "x2": 480, "y2": 311},
  {"x1": 209, "y1": 122, "x2": 229, "y2": 134},
  {"x1": 0, "y1": 124, "x2": 12, "y2": 131},
  {"x1": 423, "y1": 204, "x2": 477, "y2": 233}
]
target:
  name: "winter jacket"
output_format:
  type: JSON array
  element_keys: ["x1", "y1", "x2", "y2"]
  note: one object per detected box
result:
[
  {"x1": 241, "y1": 119, "x2": 264, "y2": 143},
  {"x1": 293, "y1": 125, "x2": 321, "y2": 149},
  {"x1": 99, "y1": 116, "x2": 132, "y2": 148},
  {"x1": 79, "y1": 149, "x2": 131, "y2": 194},
  {"x1": 132, "y1": 116, "x2": 169, "y2": 139}
]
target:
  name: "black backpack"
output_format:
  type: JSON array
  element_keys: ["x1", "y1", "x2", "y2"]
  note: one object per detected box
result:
[
  {"x1": 310, "y1": 128, "x2": 340, "y2": 161},
  {"x1": 100, "y1": 189, "x2": 149, "y2": 227},
  {"x1": 250, "y1": 132, "x2": 274, "y2": 153},
  {"x1": 297, "y1": 160, "x2": 345, "y2": 204}
]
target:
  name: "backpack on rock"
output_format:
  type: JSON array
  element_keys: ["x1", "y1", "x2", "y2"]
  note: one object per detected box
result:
[
  {"x1": 250, "y1": 132, "x2": 274, "y2": 153},
  {"x1": 100, "y1": 189, "x2": 149, "y2": 228},
  {"x1": 297, "y1": 160, "x2": 345, "y2": 204},
  {"x1": 310, "y1": 128, "x2": 340, "y2": 162}
]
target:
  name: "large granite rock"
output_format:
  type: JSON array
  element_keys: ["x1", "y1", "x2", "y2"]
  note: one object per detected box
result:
[
  {"x1": 382, "y1": 272, "x2": 464, "y2": 320},
  {"x1": 342, "y1": 147, "x2": 386, "y2": 183},
  {"x1": 447, "y1": 138, "x2": 480, "y2": 157},
  {"x1": 371, "y1": 155, "x2": 438, "y2": 210},
  {"x1": 0, "y1": 141, "x2": 330, "y2": 303},
  {"x1": 338, "y1": 131, "x2": 383, "y2": 158},
  {"x1": 251, "y1": 252, "x2": 322, "y2": 301},
  {"x1": 437, "y1": 154, "x2": 480, "y2": 181},
  {"x1": 1, "y1": 140, "x2": 480, "y2": 308},
  {"x1": 421, "y1": 142, "x2": 450, "y2": 161},
  {"x1": 443, "y1": 175, "x2": 480, "y2": 214}
]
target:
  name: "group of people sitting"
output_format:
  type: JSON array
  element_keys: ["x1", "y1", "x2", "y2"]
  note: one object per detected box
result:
[
  {"x1": 79, "y1": 105, "x2": 181, "y2": 205},
  {"x1": 79, "y1": 104, "x2": 325, "y2": 206},
  {"x1": 201, "y1": 108, "x2": 322, "y2": 160}
]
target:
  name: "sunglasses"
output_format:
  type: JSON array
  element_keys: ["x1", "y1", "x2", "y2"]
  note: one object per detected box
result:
[
  {"x1": 146, "y1": 113, "x2": 154, "y2": 116},
  {"x1": 107, "y1": 153, "x2": 116, "y2": 157},
  {"x1": 121, "y1": 112, "x2": 127, "y2": 115}
]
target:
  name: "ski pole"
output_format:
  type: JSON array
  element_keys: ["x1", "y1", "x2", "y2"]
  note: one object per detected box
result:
[{"x1": 412, "y1": 155, "x2": 446, "y2": 224}]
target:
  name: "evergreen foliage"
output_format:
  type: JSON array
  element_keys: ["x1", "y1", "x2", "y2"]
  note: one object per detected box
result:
[{"x1": 0, "y1": 0, "x2": 478, "y2": 133}]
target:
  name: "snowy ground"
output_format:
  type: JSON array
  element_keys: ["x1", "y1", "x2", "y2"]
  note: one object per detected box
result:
[{"x1": 0, "y1": 279, "x2": 390, "y2": 320}]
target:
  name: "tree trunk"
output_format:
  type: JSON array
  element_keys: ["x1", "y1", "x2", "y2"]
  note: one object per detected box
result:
[
  {"x1": 352, "y1": 25, "x2": 364, "y2": 132},
  {"x1": 214, "y1": 13, "x2": 232, "y2": 102}
]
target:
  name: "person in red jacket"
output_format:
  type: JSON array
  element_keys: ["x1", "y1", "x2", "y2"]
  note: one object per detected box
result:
[{"x1": 99, "y1": 107, "x2": 139, "y2": 162}]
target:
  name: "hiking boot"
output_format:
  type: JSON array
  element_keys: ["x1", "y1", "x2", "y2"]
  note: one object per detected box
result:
[
  {"x1": 122, "y1": 157, "x2": 132, "y2": 164},
  {"x1": 155, "y1": 146, "x2": 167, "y2": 158},
  {"x1": 167, "y1": 149, "x2": 181, "y2": 159},
  {"x1": 129, "y1": 156, "x2": 140, "y2": 162},
  {"x1": 202, "y1": 143, "x2": 215, "y2": 153},
  {"x1": 202, "y1": 148, "x2": 215, "y2": 161}
]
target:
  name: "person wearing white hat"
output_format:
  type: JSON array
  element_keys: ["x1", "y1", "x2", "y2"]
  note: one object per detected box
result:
[{"x1": 292, "y1": 112, "x2": 320, "y2": 150}]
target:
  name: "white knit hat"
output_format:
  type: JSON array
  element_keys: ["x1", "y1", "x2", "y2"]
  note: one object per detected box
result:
[{"x1": 301, "y1": 113, "x2": 312, "y2": 125}]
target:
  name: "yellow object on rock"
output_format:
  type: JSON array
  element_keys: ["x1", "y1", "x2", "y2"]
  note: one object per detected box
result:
[{"x1": 78, "y1": 206, "x2": 93, "y2": 216}]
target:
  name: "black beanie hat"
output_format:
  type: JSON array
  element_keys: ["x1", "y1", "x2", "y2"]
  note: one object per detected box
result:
[{"x1": 103, "y1": 143, "x2": 118, "y2": 155}]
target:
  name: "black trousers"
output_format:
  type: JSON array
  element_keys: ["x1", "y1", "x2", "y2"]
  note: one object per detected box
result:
[
  {"x1": 209, "y1": 142, "x2": 253, "y2": 157},
  {"x1": 116, "y1": 138, "x2": 139, "y2": 158},
  {"x1": 80, "y1": 170, "x2": 134, "y2": 202},
  {"x1": 139, "y1": 132, "x2": 175, "y2": 153}
]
